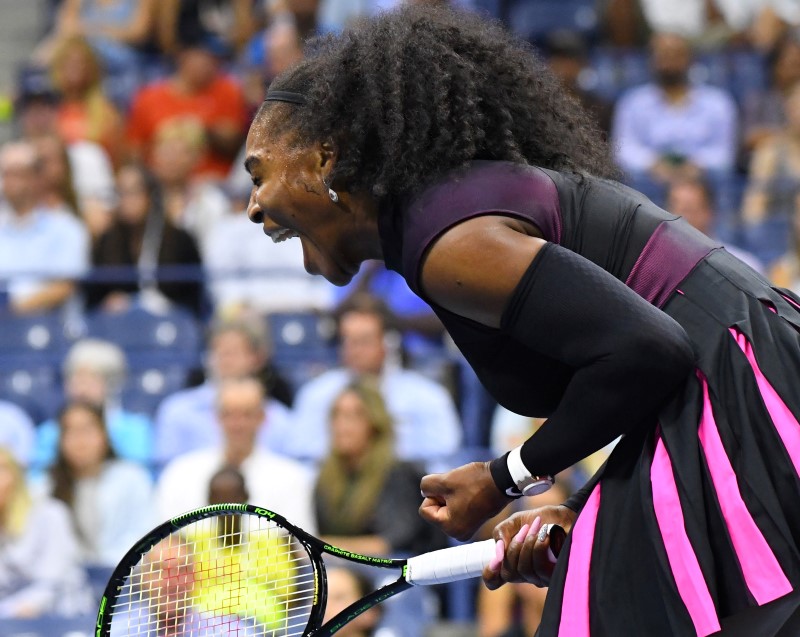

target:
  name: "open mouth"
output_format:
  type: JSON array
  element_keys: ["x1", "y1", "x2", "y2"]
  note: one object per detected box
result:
[{"x1": 265, "y1": 225, "x2": 299, "y2": 244}]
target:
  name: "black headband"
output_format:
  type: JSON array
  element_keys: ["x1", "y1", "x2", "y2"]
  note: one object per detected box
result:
[{"x1": 264, "y1": 90, "x2": 307, "y2": 105}]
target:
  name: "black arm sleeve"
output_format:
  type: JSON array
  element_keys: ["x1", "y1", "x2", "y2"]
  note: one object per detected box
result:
[{"x1": 489, "y1": 242, "x2": 695, "y2": 492}]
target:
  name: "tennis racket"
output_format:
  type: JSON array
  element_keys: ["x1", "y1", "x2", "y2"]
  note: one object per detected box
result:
[{"x1": 95, "y1": 503, "x2": 500, "y2": 637}]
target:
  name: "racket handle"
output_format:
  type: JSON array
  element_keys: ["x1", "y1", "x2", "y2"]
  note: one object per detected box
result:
[{"x1": 405, "y1": 539, "x2": 495, "y2": 585}]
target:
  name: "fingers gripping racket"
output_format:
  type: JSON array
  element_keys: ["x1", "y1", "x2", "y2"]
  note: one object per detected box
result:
[{"x1": 96, "y1": 503, "x2": 496, "y2": 637}]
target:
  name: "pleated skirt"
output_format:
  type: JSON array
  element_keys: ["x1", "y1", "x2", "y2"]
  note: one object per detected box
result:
[{"x1": 537, "y1": 249, "x2": 800, "y2": 637}]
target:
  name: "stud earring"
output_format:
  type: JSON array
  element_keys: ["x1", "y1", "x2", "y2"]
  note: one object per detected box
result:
[{"x1": 328, "y1": 187, "x2": 339, "y2": 203}]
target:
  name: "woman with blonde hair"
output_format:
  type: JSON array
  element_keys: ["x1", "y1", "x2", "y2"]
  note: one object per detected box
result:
[
  {"x1": 0, "y1": 447, "x2": 90, "y2": 618},
  {"x1": 314, "y1": 377, "x2": 445, "y2": 557},
  {"x1": 50, "y1": 35, "x2": 123, "y2": 163}
]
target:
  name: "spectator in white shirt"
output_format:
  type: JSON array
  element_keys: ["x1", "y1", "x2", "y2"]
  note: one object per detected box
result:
[{"x1": 155, "y1": 377, "x2": 316, "y2": 530}]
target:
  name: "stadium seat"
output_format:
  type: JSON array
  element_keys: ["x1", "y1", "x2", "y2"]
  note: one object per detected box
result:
[
  {"x1": 742, "y1": 217, "x2": 792, "y2": 267},
  {"x1": 0, "y1": 313, "x2": 75, "y2": 369},
  {"x1": 506, "y1": 0, "x2": 599, "y2": 45},
  {"x1": 0, "y1": 367, "x2": 63, "y2": 423},
  {"x1": 84, "y1": 307, "x2": 203, "y2": 369},
  {"x1": 267, "y1": 312, "x2": 339, "y2": 389},
  {"x1": 121, "y1": 365, "x2": 189, "y2": 417}
]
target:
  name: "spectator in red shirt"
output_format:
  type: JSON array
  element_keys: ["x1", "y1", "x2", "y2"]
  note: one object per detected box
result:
[{"x1": 125, "y1": 36, "x2": 248, "y2": 180}]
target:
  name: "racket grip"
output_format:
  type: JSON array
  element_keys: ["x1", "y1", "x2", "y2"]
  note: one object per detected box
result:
[{"x1": 405, "y1": 539, "x2": 496, "y2": 585}]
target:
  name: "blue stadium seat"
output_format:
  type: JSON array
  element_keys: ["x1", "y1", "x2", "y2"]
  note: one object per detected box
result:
[
  {"x1": 0, "y1": 368, "x2": 63, "y2": 423},
  {"x1": 267, "y1": 312, "x2": 339, "y2": 389},
  {"x1": 121, "y1": 365, "x2": 189, "y2": 417},
  {"x1": 742, "y1": 217, "x2": 792, "y2": 267},
  {"x1": 507, "y1": 0, "x2": 599, "y2": 45},
  {"x1": 0, "y1": 313, "x2": 75, "y2": 369},
  {"x1": 588, "y1": 47, "x2": 651, "y2": 102},
  {"x1": 84, "y1": 307, "x2": 202, "y2": 369}
]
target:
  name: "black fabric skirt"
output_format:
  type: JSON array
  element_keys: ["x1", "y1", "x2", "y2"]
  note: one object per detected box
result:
[{"x1": 537, "y1": 249, "x2": 800, "y2": 637}]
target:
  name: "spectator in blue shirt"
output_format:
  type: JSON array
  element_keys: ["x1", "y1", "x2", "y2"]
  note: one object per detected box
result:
[
  {"x1": 611, "y1": 32, "x2": 739, "y2": 183},
  {"x1": 289, "y1": 294, "x2": 462, "y2": 468},
  {"x1": 0, "y1": 141, "x2": 89, "y2": 315}
]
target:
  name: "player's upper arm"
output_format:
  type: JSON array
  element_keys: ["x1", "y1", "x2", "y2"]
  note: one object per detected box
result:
[{"x1": 418, "y1": 216, "x2": 546, "y2": 329}]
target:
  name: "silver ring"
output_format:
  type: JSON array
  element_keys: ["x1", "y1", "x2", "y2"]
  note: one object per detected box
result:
[{"x1": 538, "y1": 523, "x2": 553, "y2": 543}]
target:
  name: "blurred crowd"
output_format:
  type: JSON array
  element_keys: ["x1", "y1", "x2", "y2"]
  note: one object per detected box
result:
[{"x1": 1, "y1": 0, "x2": 800, "y2": 636}]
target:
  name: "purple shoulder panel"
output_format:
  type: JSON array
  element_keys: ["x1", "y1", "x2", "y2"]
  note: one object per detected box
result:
[{"x1": 402, "y1": 162, "x2": 562, "y2": 293}]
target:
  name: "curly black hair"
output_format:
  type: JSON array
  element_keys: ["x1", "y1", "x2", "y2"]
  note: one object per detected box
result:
[{"x1": 257, "y1": 4, "x2": 616, "y2": 206}]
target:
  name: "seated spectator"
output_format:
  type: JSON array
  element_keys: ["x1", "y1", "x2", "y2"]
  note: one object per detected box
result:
[
  {"x1": 741, "y1": 34, "x2": 800, "y2": 158},
  {"x1": 109, "y1": 536, "x2": 256, "y2": 634},
  {"x1": 315, "y1": 378, "x2": 446, "y2": 556},
  {"x1": 769, "y1": 209, "x2": 800, "y2": 292},
  {"x1": 206, "y1": 190, "x2": 335, "y2": 315},
  {"x1": 155, "y1": 377, "x2": 316, "y2": 530},
  {"x1": 154, "y1": 316, "x2": 293, "y2": 467},
  {"x1": 0, "y1": 401, "x2": 35, "y2": 467},
  {"x1": 157, "y1": 0, "x2": 257, "y2": 58},
  {"x1": 323, "y1": 566, "x2": 382, "y2": 637},
  {"x1": 333, "y1": 261, "x2": 445, "y2": 358},
  {"x1": 611, "y1": 32, "x2": 738, "y2": 182},
  {"x1": 49, "y1": 36, "x2": 124, "y2": 164},
  {"x1": 31, "y1": 133, "x2": 81, "y2": 218},
  {"x1": 636, "y1": 0, "x2": 799, "y2": 49},
  {"x1": 742, "y1": 80, "x2": 800, "y2": 226},
  {"x1": 40, "y1": 0, "x2": 158, "y2": 76},
  {"x1": 239, "y1": 18, "x2": 304, "y2": 123},
  {"x1": 0, "y1": 141, "x2": 89, "y2": 315},
  {"x1": 126, "y1": 35, "x2": 248, "y2": 180},
  {"x1": 151, "y1": 118, "x2": 232, "y2": 257},
  {"x1": 289, "y1": 294, "x2": 462, "y2": 465},
  {"x1": 86, "y1": 163, "x2": 205, "y2": 317},
  {"x1": 31, "y1": 338, "x2": 154, "y2": 474},
  {"x1": 666, "y1": 176, "x2": 765, "y2": 273},
  {"x1": 15, "y1": 68, "x2": 116, "y2": 237},
  {"x1": 540, "y1": 31, "x2": 613, "y2": 137},
  {"x1": 0, "y1": 447, "x2": 92, "y2": 618},
  {"x1": 43, "y1": 401, "x2": 153, "y2": 566}
]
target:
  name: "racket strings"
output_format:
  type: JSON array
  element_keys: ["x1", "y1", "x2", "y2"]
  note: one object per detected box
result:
[{"x1": 108, "y1": 514, "x2": 317, "y2": 636}]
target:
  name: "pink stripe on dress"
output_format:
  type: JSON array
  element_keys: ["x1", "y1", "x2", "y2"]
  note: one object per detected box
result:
[
  {"x1": 781, "y1": 292, "x2": 800, "y2": 311},
  {"x1": 558, "y1": 484, "x2": 600, "y2": 636},
  {"x1": 730, "y1": 327, "x2": 800, "y2": 477},
  {"x1": 696, "y1": 371, "x2": 793, "y2": 604},
  {"x1": 650, "y1": 434, "x2": 720, "y2": 636}
]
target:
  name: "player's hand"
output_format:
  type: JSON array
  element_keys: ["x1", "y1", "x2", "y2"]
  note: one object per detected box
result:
[
  {"x1": 419, "y1": 462, "x2": 514, "y2": 541},
  {"x1": 482, "y1": 505, "x2": 576, "y2": 589}
]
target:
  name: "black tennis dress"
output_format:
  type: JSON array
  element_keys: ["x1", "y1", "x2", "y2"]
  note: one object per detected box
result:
[{"x1": 378, "y1": 161, "x2": 800, "y2": 636}]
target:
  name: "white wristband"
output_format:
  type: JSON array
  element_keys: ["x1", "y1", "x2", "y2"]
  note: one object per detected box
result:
[{"x1": 506, "y1": 445, "x2": 554, "y2": 497}]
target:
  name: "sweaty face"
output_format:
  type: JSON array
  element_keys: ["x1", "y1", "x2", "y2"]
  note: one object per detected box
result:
[{"x1": 244, "y1": 114, "x2": 377, "y2": 286}]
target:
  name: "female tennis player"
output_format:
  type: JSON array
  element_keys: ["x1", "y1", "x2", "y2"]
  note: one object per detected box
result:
[{"x1": 243, "y1": 5, "x2": 800, "y2": 635}]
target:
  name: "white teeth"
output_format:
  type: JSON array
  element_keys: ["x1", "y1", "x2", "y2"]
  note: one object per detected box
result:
[{"x1": 270, "y1": 228, "x2": 298, "y2": 243}]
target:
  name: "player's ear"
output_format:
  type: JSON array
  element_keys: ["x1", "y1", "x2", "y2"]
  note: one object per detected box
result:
[{"x1": 317, "y1": 140, "x2": 337, "y2": 182}]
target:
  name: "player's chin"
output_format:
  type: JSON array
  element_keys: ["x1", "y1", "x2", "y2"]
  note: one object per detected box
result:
[{"x1": 313, "y1": 257, "x2": 359, "y2": 286}]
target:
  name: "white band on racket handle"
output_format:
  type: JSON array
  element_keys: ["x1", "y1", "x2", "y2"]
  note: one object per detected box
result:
[
  {"x1": 507, "y1": 445, "x2": 554, "y2": 497},
  {"x1": 405, "y1": 539, "x2": 495, "y2": 585}
]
